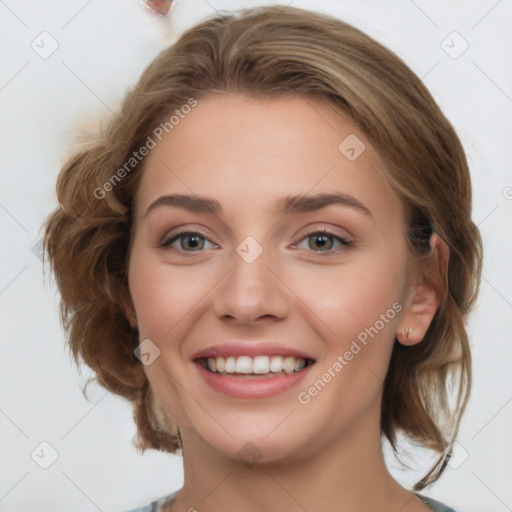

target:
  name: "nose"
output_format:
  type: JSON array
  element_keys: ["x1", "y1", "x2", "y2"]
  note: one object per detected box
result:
[{"x1": 212, "y1": 245, "x2": 290, "y2": 326}]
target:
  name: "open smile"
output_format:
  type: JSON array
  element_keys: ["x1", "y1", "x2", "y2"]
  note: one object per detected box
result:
[{"x1": 194, "y1": 354, "x2": 316, "y2": 398}]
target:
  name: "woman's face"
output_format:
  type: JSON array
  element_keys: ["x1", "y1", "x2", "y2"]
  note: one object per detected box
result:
[{"x1": 128, "y1": 93, "x2": 416, "y2": 463}]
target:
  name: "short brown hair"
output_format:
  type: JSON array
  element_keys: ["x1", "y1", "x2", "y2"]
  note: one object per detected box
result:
[{"x1": 43, "y1": 5, "x2": 483, "y2": 490}]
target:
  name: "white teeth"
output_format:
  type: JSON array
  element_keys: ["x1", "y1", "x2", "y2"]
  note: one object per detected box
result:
[
  {"x1": 282, "y1": 356, "x2": 295, "y2": 373},
  {"x1": 253, "y1": 355, "x2": 270, "y2": 374},
  {"x1": 225, "y1": 356, "x2": 236, "y2": 373},
  {"x1": 203, "y1": 355, "x2": 311, "y2": 375},
  {"x1": 215, "y1": 356, "x2": 225, "y2": 372},
  {"x1": 235, "y1": 356, "x2": 253, "y2": 374},
  {"x1": 270, "y1": 356, "x2": 283, "y2": 372}
]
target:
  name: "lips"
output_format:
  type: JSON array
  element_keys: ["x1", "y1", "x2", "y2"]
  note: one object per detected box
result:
[{"x1": 191, "y1": 341, "x2": 316, "y2": 398}]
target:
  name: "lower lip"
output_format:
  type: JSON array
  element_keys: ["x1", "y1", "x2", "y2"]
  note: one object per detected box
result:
[{"x1": 195, "y1": 363, "x2": 314, "y2": 399}]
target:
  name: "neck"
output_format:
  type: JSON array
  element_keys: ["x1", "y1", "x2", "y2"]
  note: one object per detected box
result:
[{"x1": 167, "y1": 402, "x2": 426, "y2": 512}]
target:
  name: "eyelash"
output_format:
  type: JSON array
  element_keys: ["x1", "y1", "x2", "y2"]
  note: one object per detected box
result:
[{"x1": 159, "y1": 227, "x2": 352, "y2": 255}]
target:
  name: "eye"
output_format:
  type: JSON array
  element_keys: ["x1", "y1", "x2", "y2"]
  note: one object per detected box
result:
[
  {"x1": 159, "y1": 227, "x2": 351, "y2": 254},
  {"x1": 292, "y1": 229, "x2": 352, "y2": 254},
  {"x1": 160, "y1": 230, "x2": 218, "y2": 252}
]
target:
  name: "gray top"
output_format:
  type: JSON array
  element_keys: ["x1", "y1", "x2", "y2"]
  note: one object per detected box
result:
[{"x1": 124, "y1": 491, "x2": 458, "y2": 512}]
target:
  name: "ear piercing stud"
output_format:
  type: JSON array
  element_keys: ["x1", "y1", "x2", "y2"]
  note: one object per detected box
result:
[{"x1": 403, "y1": 327, "x2": 413, "y2": 338}]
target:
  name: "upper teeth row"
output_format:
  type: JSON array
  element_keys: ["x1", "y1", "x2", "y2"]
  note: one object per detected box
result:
[{"x1": 204, "y1": 355, "x2": 307, "y2": 374}]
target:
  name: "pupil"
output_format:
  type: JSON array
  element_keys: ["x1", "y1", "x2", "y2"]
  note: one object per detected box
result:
[
  {"x1": 311, "y1": 234, "x2": 331, "y2": 251},
  {"x1": 184, "y1": 235, "x2": 202, "y2": 250}
]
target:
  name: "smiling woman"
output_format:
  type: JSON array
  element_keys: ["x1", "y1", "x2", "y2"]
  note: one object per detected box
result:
[{"x1": 43, "y1": 5, "x2": 482, "y2": 512}]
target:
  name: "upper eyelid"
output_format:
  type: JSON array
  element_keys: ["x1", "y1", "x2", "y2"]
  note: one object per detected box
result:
[
  {"x1": 160, "y1": 226, "x2": 216, "y2": 245},
  {"x1": 300, "y1": 225, "x2": 352, "y2": 240},
  {"x1": 161, "y1": 225, "x2": 350, "y2": 240}
]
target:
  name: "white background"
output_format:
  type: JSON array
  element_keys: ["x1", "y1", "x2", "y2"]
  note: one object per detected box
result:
[{"x1": 0, "y1": 0, "x2": 511, "y2": 511}]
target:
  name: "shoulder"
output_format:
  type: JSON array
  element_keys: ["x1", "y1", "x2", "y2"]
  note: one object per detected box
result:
[
  {"x1": 125, "y1": 491, "x2": 458, "y2": 512},
  {"x1": 123, "y1": 491, "x2": 179, "y2": 512},
  {"x1": 416, "y1": 493, "x2": 460, "y2": 512}
]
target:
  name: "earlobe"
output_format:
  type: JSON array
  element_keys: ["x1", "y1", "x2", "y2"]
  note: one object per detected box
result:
[
  {"x1": 396, "y1": 233, "x2": 448, "y2": 346},
  {"x1": 396, "y1": 279, "x2": 439, "y2": 345}
]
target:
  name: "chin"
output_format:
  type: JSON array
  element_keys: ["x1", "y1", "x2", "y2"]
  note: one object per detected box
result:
[{"x1": 186, "y1": 414, "x2": 315, "y2": 466}]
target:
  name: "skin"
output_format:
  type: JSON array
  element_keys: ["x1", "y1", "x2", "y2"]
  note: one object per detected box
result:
[{"x1": 127, "y1": 93, "x2": 445, "y2": 512}]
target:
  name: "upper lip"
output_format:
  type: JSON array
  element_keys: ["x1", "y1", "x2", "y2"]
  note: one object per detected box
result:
[{"x1": 191, "y1": 342, "x2": 316, "y2": 361}]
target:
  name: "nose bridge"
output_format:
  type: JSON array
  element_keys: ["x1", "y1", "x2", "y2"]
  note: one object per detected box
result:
[{"x1": 213, "y1": 238, "x2": 289, "y2": 323}]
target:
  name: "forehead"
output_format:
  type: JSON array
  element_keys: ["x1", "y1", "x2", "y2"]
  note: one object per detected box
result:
[{"x1": 134, "y1": 93, "x2": 402, "y2": 224}]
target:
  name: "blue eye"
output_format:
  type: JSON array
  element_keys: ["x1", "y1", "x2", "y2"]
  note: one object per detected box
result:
[
  {"x1": 160, "y1": 229, "x2": 352, "y2": 254},
  {"x1": 293, "y1": 230, "x2": 352, "y2": 253},
  {"x1": 160, "y1": 231, "x2": 217, "y2": 252}
]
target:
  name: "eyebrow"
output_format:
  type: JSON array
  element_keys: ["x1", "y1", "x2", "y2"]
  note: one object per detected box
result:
[{"x1": 142, "y1": 192, "x2": 372, "y2": 219}]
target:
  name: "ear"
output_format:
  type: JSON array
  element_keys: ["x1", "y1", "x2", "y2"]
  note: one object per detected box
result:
[{"x1": 396, "y1": 233, "x2": 449, "y2": 346}]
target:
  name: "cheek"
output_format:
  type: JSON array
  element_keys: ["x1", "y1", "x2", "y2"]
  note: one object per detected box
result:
[
  {"x1": 128, "y1": 252, "x2": 212, "y2": 339},
  {"x1": 288, "y1": 252, "x2": 406, "y2": 416},
  {"x1": 127, "y1": 249, "x2": 207, "y2": 429},
  {"x1": 291, "y1": 264, "x2": 404, "y2": 428},
  {"x1": 289, "y1": 255, "x2": 405, "y2": 341}
]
